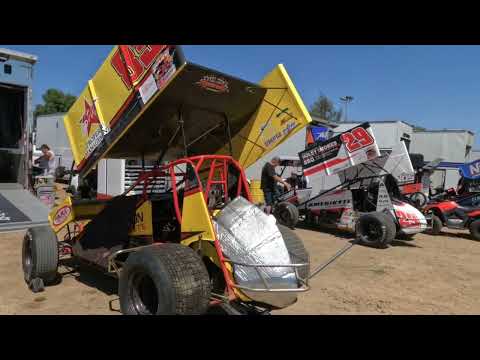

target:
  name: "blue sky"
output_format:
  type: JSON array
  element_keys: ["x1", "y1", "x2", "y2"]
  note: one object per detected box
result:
[{"x1": 3, "y1": 45, "x2": 480, "y2": 146}]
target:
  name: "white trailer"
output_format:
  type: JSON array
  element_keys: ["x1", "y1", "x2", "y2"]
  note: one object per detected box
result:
[
  {"x1": 410, "y1": 130, "x2": 475, "y2": 191},
  {"x1": 0, "y1": 47, "x2": 51, "y2": 231},
  {"x1": 34, "y1": 112, "x2": 74, "y2": 170}
]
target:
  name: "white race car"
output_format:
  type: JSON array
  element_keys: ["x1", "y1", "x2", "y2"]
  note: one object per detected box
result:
[{"x1": 278, "y1": 122, "x2": 427, "y2": 248}]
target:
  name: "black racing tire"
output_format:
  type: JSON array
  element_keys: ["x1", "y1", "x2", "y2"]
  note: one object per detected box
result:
[
  {"x1": 355, "y1": 212, "x2": 396, "y2": 248},
  {"x1": 428, "y1": 215, "x2": 443, "y2": 235},
  {"x1": 22, "y1": 226, "x2": 59, "y2": 285},
  {"x1": 274, "y1": 202, "x2": 299, "y2": 229},
  {"x1": 119, "y1": 244, "x2": 211, "y2": 315},
  {"x1": 378, "y1": 213, "x2": 397, "y2": 242},
  {"x1": 469, "y1": 219, "x2": 480, "y2": 241},
  {"x1": 277, "y1": 224, "x2": 310, "y2": 280}
]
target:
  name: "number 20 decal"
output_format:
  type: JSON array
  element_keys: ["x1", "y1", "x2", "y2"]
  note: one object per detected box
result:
[{"x1": 340, "y1": 127, "x2": 374, "y2": 153}]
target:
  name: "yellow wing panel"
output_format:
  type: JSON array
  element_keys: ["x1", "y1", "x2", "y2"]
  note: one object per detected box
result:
[
  {"x1": 63, "y1": 86, "x2": 102, "y2": 168},
  {"x1": 217, "y1": 64, "x2": 312, "y2": 170},
  {"x1": 89, "y1": 47, "x2": 134, "y2": 129}
]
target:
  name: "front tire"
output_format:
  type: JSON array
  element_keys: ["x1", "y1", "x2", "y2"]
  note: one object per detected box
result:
[
  {"x1": 355, "y1": 212, "x2": 396, "y2": 248},
  {"x1": 274, "y1": 202, "x2": 299, "y2": 229},
  {"x1": 119, "y1": 244, "x2": 211, "y2": 315},
  {"x1": 22, "y1": 226, "x2": 59, "y2": 286},
  {"x1": 469, "y1": 219, "x2": 480, "y2": 241},
  {"x1": 428, "y1": 215, "x2": 443, "y2": 235}
]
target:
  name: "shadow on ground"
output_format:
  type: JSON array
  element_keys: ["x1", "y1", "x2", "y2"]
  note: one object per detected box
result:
[
  {"x1": 58, "y1": 258, "x2": 118, "y2": 296},
  {"x1": 429, "y1": 231, "x2": 479, "y2": 242},
  {"x1": 390, "y1": 240, "x2": 422, "y2": 248},
  {"x1": 54, "y1": 257, "x2": 230, "y2": 315},
  {"x1": 295, "y1": 222, "x2": 354, "y2": 240},
  {"x1": 296, "y1": 222, "x2": 423, "y2": 249}
]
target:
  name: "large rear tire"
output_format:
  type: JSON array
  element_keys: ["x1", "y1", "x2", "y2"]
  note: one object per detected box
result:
[
  {"x1": 469, "y1": 219, "x2": 480, "y2": 241},
  {"x1": 277, "y1": 224, "x2": 310, "y2": 280},
  {"x1": 355, "y1": 212, "x2": 395, "y2": 248},
  {"x1": 22, "y1": 226, "x2": 59, "y2": 286},
  {"x1": 274, "y1": 202, "x2": 299, "y2": 229},
  {"x1": 119, "y1": 244, "x2": 211, "y2": 315}
]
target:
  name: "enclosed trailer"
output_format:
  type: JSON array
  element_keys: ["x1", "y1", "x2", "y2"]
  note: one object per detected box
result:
[
  {"x1": 410, "y1": 129, "x2": 475, "y2": 191},
  {"x1": 0, "y1": 48, "x2": 51, "y2": 232},
  {"x1": 35, "y1": 112, "x2": 73, "y2": 169}
]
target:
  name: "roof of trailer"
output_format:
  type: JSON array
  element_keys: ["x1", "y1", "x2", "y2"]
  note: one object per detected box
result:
[
  {"x1": 414, "y1": 129, "x2": 475, "y2": 135},
  {"x1": 0, "y1": 48, "x2": 38, "y2": 64}
]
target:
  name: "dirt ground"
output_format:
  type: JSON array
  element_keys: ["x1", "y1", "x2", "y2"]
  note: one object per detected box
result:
[{"x1": 1, "y1": 224, "x2": 480, "y2": 315}]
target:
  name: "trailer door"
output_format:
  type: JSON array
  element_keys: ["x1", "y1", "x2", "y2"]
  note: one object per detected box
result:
[{"x1": 0, "y1": 184, "x2": 50, "y2": 232}]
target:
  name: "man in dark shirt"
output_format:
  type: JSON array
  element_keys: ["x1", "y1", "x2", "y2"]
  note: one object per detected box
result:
[{"x1": 261, "y1": 156, "x2": 291, "y2": 214}]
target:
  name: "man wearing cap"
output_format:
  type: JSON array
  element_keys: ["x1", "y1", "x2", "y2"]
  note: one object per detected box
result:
[{"x1": 261, "y1": 156, "x2": 291, "y2": 214}]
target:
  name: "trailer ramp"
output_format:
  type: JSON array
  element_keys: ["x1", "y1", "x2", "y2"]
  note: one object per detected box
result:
[{"x1": 0, "y1": 184, "x2": 50, "y2": 232}]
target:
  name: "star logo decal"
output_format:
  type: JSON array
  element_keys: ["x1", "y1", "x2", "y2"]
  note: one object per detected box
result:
[{"x1": 80, "y1": 99, "x2": 101, "y2": 136}]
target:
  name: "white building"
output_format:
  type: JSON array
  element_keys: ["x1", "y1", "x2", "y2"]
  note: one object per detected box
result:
[{"x1": 35, "y1": 112, "x2": 74, "y2": 169}]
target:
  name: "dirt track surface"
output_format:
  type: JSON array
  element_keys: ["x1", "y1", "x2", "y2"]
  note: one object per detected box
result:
[{"x1": 1, "y1": 226, "x2": 480, "y2": 315}]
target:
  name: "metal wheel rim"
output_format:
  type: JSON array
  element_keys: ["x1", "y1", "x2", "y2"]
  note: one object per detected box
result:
[
  {"x1": 129, "y1": 270, "x2": 159, "y2": 315},
  {"x1": 360, "y1": 221, "x2": 383, "y2": 243}
]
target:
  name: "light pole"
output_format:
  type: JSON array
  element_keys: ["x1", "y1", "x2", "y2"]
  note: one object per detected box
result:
[{"x1": 340, "y1": 96, "x2": 354, "y2": 122}]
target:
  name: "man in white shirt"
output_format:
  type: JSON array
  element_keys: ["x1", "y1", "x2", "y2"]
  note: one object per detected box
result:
[{"x1": 33, "y1": 144, "x2": 56, "y2": 176}]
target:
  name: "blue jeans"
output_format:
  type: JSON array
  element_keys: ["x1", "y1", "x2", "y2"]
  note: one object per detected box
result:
[{"x1": 263, "y1": 188, "x2": 280, "y2": 206}]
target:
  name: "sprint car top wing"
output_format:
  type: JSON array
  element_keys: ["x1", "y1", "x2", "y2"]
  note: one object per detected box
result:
[{"x1": 63, "y1": 45, "x2": 311, "y2": 177}]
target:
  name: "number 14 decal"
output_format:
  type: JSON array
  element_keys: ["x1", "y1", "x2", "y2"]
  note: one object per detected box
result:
[{"x1": 340, "y1": 127, "x2": 374, "y2": 153}]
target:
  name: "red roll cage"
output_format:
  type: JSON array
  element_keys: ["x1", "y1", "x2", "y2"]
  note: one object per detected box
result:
[{"x1": 123, "y1": 155, "x2": 253, "y2": 224}]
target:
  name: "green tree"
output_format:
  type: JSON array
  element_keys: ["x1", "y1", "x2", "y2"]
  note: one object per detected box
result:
[
  {"x1": 309, "y1": 95, "x2": 343, "y2": 123},
  {"x1": 34, "y1": 89, "x2": 77, "y2": 117}
]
